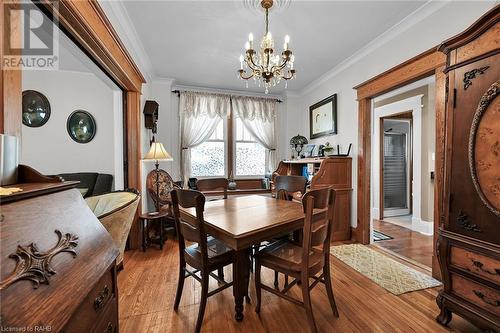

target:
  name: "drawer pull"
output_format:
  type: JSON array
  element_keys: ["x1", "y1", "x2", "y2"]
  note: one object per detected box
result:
[
  {"x1": 104, "y1": 322, "x2": 113, "y2": 333},
  {"x1": 471, "y1": 259, "x2": 500, "y2": 276},
  {"x1": 473, "y1": 290, "x2": 500, "y2": 307},
  {"x1": 93, "y1": 285, "x2": 110, "y2": 311}
]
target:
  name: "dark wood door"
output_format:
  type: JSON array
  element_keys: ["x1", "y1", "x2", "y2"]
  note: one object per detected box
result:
[{"x1": 446, "y1": 53, "x2": 500, "y2": 244}]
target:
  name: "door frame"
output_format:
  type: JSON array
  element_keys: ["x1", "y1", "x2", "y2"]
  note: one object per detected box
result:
[
  {"x1": 353, "y1": 48, "x2": 446, "y2": 279},
  {"x1": 379, "y1": 118, "x2": 412, "y2": 219},
  {"x1": 372, "y1": 94, "x2": 424, "y2": 224}
]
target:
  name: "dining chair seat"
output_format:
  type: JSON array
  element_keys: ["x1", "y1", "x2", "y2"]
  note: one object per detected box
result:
[
  {"x1": 257, "y1": 241, "x2": 324, "y2": 272},
  {"x1": 185, "y1": 236, "x2": 234, "y2": 270}
]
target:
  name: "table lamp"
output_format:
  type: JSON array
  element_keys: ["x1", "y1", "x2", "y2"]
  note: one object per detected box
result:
[{"x1": 143, "y1": 141, "x2": 173, "y2": 212}]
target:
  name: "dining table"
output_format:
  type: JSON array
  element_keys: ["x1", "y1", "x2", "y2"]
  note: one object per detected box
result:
[{"x1": 179, "y1": 194, "x2": 315, "y2": 322}]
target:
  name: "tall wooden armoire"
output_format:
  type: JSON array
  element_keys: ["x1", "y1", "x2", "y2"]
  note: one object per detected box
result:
[{"x1": 436, "y1": 6, "x2": 500, "y2": 331}]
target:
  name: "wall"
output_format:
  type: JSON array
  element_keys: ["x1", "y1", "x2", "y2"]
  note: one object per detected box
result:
[
  {"x1": 21, "y1": 70, "x2": 122, "y2": 188},
  {"x1": 285, "y1": 1, "x2": 496, "y2": 228}
]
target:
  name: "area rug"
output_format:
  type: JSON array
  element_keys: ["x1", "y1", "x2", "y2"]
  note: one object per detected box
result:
[
  {"x1": 330, "y1": 244, "x2": 441, "y2": 295},
  {"x1": 373, "y1": 230, "x2": 393, "y2": 241}
]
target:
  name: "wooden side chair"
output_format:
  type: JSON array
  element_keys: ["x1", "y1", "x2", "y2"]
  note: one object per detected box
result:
[
  {"x1": 171, "y1": 189, "x2": 234, "y2": 333},
  {"x1": 195, "y1": 178, "x2": 228, "y2": 199},
  {"x1": 272, "y1": 175, "x2": 308, "y2": 287},
  {"x1": 254, "y1": 187, "x2": 339, "y2": 333}
]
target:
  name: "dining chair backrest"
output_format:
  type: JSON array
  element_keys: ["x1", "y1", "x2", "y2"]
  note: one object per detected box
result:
[
  {"x1": 301, "y1": 187, "x2": 335, "y2": 267},
  {"x1": 275, "y1": 175, "x2": 307, "y2": 201},
  {"x1": 196, "y1": 178, "x2": 229, "y2": 199},
  {"x1": 171, "y1": 189, "x2": 208, "y2": 261}
]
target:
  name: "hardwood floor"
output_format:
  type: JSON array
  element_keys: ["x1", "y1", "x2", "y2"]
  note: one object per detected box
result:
[
  {"x1": 373, "y1": 219, "x2": 434, "y2": 268},
  {"x1": 117, "y1": 239, "x2": 479, "y2": 333}
]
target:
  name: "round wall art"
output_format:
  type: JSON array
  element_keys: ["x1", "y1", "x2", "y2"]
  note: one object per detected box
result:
[
  {"x1": 22, "y1": 90, "x2": 51, "y2": 127},
  {"x1": 67, "y1": 110, "x2": 97, "y2": 144}
]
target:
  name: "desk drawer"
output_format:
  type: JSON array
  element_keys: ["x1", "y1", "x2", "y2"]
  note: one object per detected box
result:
[
  {"x1": 64, "y1": 267, "x2": 116, "y2": 333},
  {"x1": 451, "y1": 274, "x2": 500, "y2": 317},
  {"x1": 451, "y1": 246, "x2": 500, "y2": 284}
]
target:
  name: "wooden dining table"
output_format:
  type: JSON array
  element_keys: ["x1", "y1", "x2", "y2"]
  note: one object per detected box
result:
[{"x1": 179, "y1": 194, "x2": 313, "y2": 322}]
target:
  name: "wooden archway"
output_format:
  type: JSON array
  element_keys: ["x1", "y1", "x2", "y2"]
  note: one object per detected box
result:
[
  {"x1": 0, "y1": 0, "x2": 146, "y2": 248},
  {"x1": 353, "y1": 48, "x2": 447, "y2": 277}
]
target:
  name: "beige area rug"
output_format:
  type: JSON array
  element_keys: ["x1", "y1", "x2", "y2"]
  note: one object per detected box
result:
[{"x1": 330, "y1": 244, "x2": 442, "y2": 295}]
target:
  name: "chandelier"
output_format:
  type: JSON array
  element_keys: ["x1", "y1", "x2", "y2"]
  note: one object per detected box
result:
[{"x1": 238, "y1": 0, "x2": 296, "y2": 94}]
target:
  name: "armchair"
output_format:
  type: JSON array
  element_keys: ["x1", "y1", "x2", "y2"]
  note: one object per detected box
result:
[{"x1": 85, "y1": 189, "x2": 140, "y2": 268}]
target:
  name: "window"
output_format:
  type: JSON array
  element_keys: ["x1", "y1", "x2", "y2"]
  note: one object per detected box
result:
[
  {"x1": 191, "y1": 120, "x2": 226, "y2": 177},
  {"x1": 235, "y1": 117, "x2": 266, "y2": 177},
  {"x1": 190, "y1": 117, "x2": 267, "y2": 178}
]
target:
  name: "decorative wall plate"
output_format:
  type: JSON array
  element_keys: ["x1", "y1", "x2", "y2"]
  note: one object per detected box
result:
[
  {"x1": 22, "y1": 90, "x2": 51, "y2": 127},
  {"x1": 469, "y1": 80, "x2": 500, "y2": 217},
  {"x1": 67, "y1": 110, "x2": 97, "y2": 144}
]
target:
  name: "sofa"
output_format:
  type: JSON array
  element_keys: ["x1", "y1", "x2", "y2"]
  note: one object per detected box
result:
[{"x1": 59, "y1": 172, "x2": 113, "y2": 197}]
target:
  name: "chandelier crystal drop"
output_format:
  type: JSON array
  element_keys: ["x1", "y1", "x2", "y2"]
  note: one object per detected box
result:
[{"x1": 238, "y1": 0, "x2": 296, "y2": 94}]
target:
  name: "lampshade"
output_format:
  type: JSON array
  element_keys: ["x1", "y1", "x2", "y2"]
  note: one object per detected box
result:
[{"x1": 143, "y1": 142, "x2": 173, "y2": 161}]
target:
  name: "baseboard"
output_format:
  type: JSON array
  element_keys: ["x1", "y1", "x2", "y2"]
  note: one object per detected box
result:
[{"x1": 411, "y1": 217, "x2": 434, "y2": 235}]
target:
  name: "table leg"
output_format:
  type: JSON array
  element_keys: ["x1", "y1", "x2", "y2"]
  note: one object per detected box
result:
[
  {"x1": 232, "y1": 248, "x2": 250, "y2": 322},
  {"x1": 159, "y1": 218, "x2": 164, "y2": 250},
  {"x1": 141, "y1": 218, "x2": 146, "y2": 252}
]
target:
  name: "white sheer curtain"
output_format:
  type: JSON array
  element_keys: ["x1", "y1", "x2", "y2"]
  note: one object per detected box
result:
[
  {"x1": 180, "y1": 92, "x2": 230, "y2": 185},
  {"x1": 232, "y1": 96, "x2": 278, "y2": 173}
]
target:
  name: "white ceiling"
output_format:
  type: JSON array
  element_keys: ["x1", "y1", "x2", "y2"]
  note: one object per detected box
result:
[{"x1": 121, "y1": 0, "x2": 427, "y2": 94}]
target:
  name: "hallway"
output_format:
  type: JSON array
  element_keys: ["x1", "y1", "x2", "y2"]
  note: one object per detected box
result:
[{"x1": 373, "y1": 219, "x2": 433, "y2": 268}]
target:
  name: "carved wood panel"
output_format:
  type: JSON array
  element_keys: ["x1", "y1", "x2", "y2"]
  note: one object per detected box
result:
[{"x1": 469, "y1": 80, "x2": 500, "y2": 217}]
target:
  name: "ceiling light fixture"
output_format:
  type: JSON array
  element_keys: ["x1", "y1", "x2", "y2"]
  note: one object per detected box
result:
[{"x1": 238, "y1": 0, "x2": 296, "y2": 94}]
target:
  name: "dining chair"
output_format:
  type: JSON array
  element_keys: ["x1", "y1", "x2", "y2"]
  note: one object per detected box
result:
[
  {"x1": 274, "y1": 175, "x2": 307, "y2": 201},
  {"x1": 254, "y1": 187, "x2": 339, "y2": 333},
  {"x1": 195, "y1": 178, "x2": 228, "y2": 199},
  {"x1": 171, "y1": 189, "x2": 235, "y2": 333},
  {"x1": 272, "y1": 175, "x2": 308, "y2": 287}
]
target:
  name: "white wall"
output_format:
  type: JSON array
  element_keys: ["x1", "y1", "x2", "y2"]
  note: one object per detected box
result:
[
  {"x1": 21, "y1": 70, "x2": 123, "y2": 188},
  {"x1": 284, "y1": 1, "x2": 496, "y2": 228}
]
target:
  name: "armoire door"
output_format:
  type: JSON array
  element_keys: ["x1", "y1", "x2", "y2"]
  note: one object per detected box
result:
[{"x1": 446, "y1": 53, "x2": 500, "y2": 244}]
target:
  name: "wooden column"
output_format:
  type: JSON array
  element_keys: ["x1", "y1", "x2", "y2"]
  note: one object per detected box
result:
[
  {"x1": 1, "y1": 1, "x2": 22, "y2": 137},
  {"x1": 355, "y1": 98, "x2": 371, "y2": 244},
  {"x1": 126, "y1": 91, "x2": 142, "y2": 249}
]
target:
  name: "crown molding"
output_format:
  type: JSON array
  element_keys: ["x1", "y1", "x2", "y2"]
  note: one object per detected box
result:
[
  {"x1": 299, "y1": 0, "x2": 450, "y2": 97},
  {"x1": 152, "y1": 77, "x2": 176, "y2": 86},
  {"x1": 172, "y1": 83, "x2": 284, "y2": 100},
  {"x1": 98, "y1": 0, "x2": 154, "y2": 82}
]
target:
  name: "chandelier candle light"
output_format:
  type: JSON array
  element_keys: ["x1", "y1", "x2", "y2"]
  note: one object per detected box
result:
[{"x1": 238, "y1": 0, "x2": 296, "y2": 94}]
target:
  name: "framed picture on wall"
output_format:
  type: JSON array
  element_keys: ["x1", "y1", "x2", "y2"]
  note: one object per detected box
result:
[{"x1": 309, "y1": 94, "x2": 337, "y2": 139}]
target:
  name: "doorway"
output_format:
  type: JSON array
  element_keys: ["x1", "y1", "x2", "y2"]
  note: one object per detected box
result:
[
  {"x1": 370, "y1": 78, "x2": 436, "y2": 268},
  {"x1": 382, "y1": 117, "x2": 412, "y2": 221}
]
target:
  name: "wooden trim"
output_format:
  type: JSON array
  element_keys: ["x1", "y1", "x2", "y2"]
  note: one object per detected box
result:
[
  {"x1": 37, "y1": 0, "x2": 145, "y2": 92},
  {"x1": 379, "y1": 117, "x2": 384, "y2": 220},
  {"x1": 355, "y1": 49, "x2": 446, "y2": 100},
  {"x1": 227, "y1": 109, "x2": 234, "y2": 178},
  {"x1": 353, "y1": 47, "x2": 447, "y2": 277},
  {"x1": 432, "y1": 66, "x2": 447, "y2": 280},
  {"x1": 355, "y1": 98, "x2": 371, "y2": 244},
  {"x1": 1, "y1": 1, "x2": 22, "y2": 137}
]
